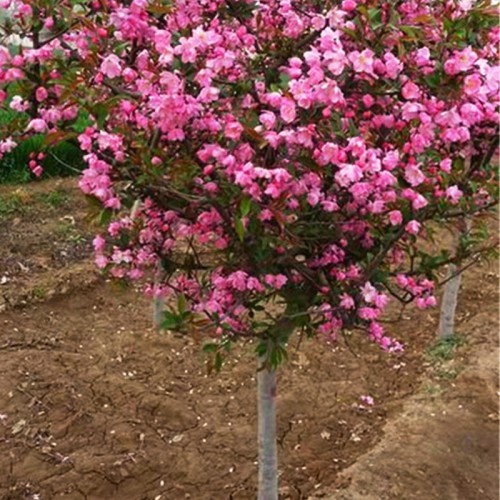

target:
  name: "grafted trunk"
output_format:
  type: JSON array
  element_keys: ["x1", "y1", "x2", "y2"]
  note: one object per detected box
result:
[{"x1": 257, "y1": 357, "x2": 278, "y2": 500}]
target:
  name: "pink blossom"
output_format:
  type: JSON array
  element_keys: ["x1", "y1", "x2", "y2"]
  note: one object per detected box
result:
[
  {"x1": 349, "y1": 49, "x2": 375, "y2": 74},
  {"x1": 414, "y1": 47, "x2": 431, "y2": 67},
  {"x1": 460, "y1": 103, "x2": 484, "y2": 126},
  {"x1": 0, "y1": 138, "x2": 17, "y2": 153},
  {"x1": 9, "y1": 95, "x2": 28, "y2": 112},
  {"x1": 340, "y1": 294, "x2": 355, "y2": 309},
  {"x1": 445, "y1": 185, "x2": 463, "y2": 204},
  {"x1": 404, "y1": 164, "x2": 425, "y2": 186},
  {"x1": 463, "y1": 74, "x2": 482, "y2": 96},
  {"x1": 439, "y1": 159, "x2": 452, "y2": 173},
  {"x1": 412, "y1": 193, "x2": 428, "y2": 210},
  {"x1": 224, "y1": 121, "x2": 244, "y2": 140},
  {"x1": 259, "y1": 112, "x2": 277, "y2": 130},
  {"x1": 402, "y1": 81, "x2": 421, "y2": 100},
  {"x1": 382, "y1": 151, "x2": 399, "y2": 170},
  {"x1": 362, "y1": 94, "x2": 375, "y2": 108},
  {"x1": 27, "y1": 119, "x2": 48, "y2": 133},
  {"x1": 341, "y1": 0, "x2": 357, "y2": 12},
  {"x1": 384, "y1": 53, "x2": 403, "y2": 79},
  {"x1": 458, "y1": 0, "x2": 473, "y2": 11},
  {"x1": 405, "y1": 220, "x2": 421, "y2": 235},
  {"x1": 325, "y1": 49, "x2": 347, "y2": 76},
  {"x1": 443, "y1": 58, "x2": 460, "y2": 76},
  {"x1": 360, "y1": 395, "x2": 374, "y2": 406},
  {"x1": 485, "y1": 65, "x2": 499, "y2": 93},
  {"x1": 358, "y1": 307, "x2": 379, "y2": 320},
  {"x1": 93, "y1": 235, "x2": 106, "y2": 252},
  {"x1": 95, "y1": 255, "x2": 108, "y2": 269},
  {"x1": 455, "y1": 47, "x2": 478, "y2": 72},
  {"x1": 122, "y1": 67, "x2": 138, "y2": 82},
  {"x1": 307, "y1": 190, "x2": 321, "y2": 206},
  {"x1": 35, "y1": 87, "x2": 48, "y2": 102},
  {"x1": 100, "y1": 55, "x2": 122, "y2": 78},
  {"x1": 280, "y1": 98, "x2": 297, "y2": 124},
  {"x1": 175, "y1": 38, "x2": 197, "y2": 63},
  {"x1": 32, "y1": 165, "x2": 43, "y2": 177},
  {"x1": 361, "y1": 282, "x2": 378, "y2": 304},
  {"x1": 43, "y1": 16, "x2": 54, "y2": 29},
  {"x1": 425, "y1": 296, "x2": 437, "y2": 307},
  {"x1": 264, "y1": 274, "x2": 288, "y2": 290},
  {"x1": 335, "y1": 164, "x2": 363, "y2": 187},
  {"x1": 0, "y1": 46, "x2": 9, "y2": 66},
  {"x1": 388, "y1": 210, "x2": 403, "y2": 226}
]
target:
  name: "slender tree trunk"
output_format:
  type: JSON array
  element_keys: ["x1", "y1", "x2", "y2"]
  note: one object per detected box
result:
[
  {"x1": 257, "y1": 357, "x2": 278, "y2": 500},
  {"x1": 153, "y1": 261, "x2": 165, "y2": 329},
  {"x1": 153, "y1": 293, "x2": 165, "y2": 328},
  {"x1": 438, "y1": 218, "x2": 471, "y2": 338},
  {"x1": 438, "y1": 261, "x2": 462, "y2": 338},
  {"x1": 130, "y1": 199, "x2": 166, "y2": 329}
]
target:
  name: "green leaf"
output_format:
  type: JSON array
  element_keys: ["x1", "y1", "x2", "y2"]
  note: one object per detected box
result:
[
  {"x1": 161, "y1": 311, "x2": 180, "y2": 330},
  {"x1": 99, "y1": 208, "x2": 114, "y2": 226},
  {"x1": 255, "y1": 342, "x2": 268, "y2": 357},
  {"x1": 399, "y1": 25, "x2": 422, "y2": 39},
  {"x1": 348, "y1": 119, "x2": 359, "y2": 137},
  {"x1": 331, "y1": 113, "x2": 344, "y2": 137},
  {"x1": 342, "y1": 27, "x2": 358, "y2": 40},
  {"x1": 279, "y1": 72, "x2": 291, "y2": 90},
  {"x1": 235, "y1": 217, "x2": 245, "y2": 242},
  {"x1": 214, "y1": 352, "x2": 223, "y2": 372},
  {"x1": 202, "y1": 342, "x2": 218, "y2": 353},
  {"x1": 240, "y1": 197, "x2": 252, "y2": 217},
  {"x1": 367, "y1": 8, "x2": 383, "y2": 30}
]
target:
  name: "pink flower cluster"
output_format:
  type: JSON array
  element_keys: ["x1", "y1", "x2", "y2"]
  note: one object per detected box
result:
[{"x1": 2, "y1": 0, "x2": 498, "y2": 355}]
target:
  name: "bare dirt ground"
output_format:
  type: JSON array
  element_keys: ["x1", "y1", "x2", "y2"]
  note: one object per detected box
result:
[
  {"x1": 313, "y1": 272, "x2": 499, "y2": 500},
  {"x1": 0, "y1": 179, "x2": 498, "y2": 500}
]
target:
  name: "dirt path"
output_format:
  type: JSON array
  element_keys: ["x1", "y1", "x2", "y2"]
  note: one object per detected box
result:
[{"x1": 0, "y1": 179, "x2": 498, "y2": 499}]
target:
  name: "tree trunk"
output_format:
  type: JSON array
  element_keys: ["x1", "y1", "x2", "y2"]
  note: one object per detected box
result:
[
  {"x1": 153, "y1": 293, "x2": 165, "y2": 329},
  {"x1": 438, "y1": 218, "x2": 471, "y2": 338},
  {"x1": 438, "y1": 261, "x2": 462, "y2": 338},
  {"x1": 257, "y1": 357, "x2": 278, "y2": 500},
  {"x1": 130, "y1": 200, "x2": 166, "y2": 330},
  {"x1": 152, "y1": 261, "x2": 165, "y2": 329}
]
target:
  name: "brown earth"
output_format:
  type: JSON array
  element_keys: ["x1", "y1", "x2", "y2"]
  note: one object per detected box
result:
[
  {"x1": 0, "y1": 179, "x2": 498, "y2": 500},
  {"x1": 313, "y1": 272, "x2": 499, "y2": 500}
]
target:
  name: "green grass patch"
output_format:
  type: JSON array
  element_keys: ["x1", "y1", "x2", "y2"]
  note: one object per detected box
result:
[
  {"x1": 427, "y1": 334, "x2": 465, "y2": 362},
  {"x1": 39, "y1": 189, "x2": 70, "y2": 208},
  {"x1": 436, "y1": 366, "x2": 461, "y2": 380},
  {"x1": 0, "y1": 192, "x2": 26, "y2": 216},
  {"x1": 54, "y1": 218, "x2": 86, "y2": 243},
  {"x1": 423, "y1": 383, "x2": 444, "y2": 396},
  {"x1": 33, "y1": 286, "x2": 47, "y2": 300}
]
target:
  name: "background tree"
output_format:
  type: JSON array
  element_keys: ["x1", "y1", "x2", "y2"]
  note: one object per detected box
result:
[{"x1": 0, "y1": 0, "x2": 90, "y2": 180}]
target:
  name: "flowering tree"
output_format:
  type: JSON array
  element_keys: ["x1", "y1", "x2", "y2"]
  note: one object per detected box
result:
[{"x1": 2, "y1": 0, "x2": 499, "y2": 497}]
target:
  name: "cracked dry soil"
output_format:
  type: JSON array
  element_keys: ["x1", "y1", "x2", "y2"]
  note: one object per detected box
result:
[{"x1": 0, "y1": 179, "x2": 498, "y2": 500}]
